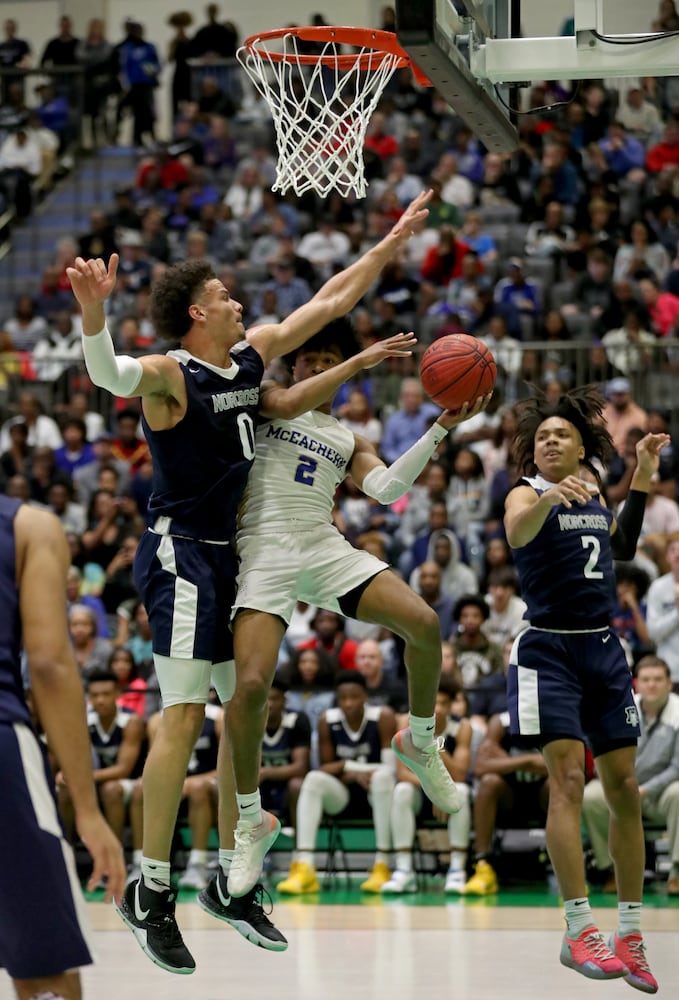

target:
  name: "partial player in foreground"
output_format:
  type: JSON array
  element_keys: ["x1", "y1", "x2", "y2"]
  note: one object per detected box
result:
[
  {"x1": 227, "y1": 318, "x2": 491, "y2": 897},
  {"x1": 0, "y1": 497, "x2": 125, "y2": 1000},
  {"x1": 504, "y1": 385, "x2": 667, "y2": 994}
]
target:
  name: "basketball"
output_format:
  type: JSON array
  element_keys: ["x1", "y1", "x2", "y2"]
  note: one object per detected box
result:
[{"x1": 419, "y1": 334, "x2": 497, "y2": 412}]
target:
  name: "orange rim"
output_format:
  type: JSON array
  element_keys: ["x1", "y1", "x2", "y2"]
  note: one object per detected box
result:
[{"x1": 241, "y1": 26, "x2": 432, "y2": 85}]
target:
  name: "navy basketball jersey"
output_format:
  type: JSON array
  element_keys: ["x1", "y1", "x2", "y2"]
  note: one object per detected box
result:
[
  {"x1": 511, "y1": 474, "x2": 615, "y2": 629},
  {"x1": 187, "y1": 703, "x2": 221, "y2": 775},
  {"x1": 143, "y1": 344, "x2": 264, "y2": 542},
  {"x1": 262, "y1": 710, "x2": 312, "y2": 769},
  {"x1": 0, "y1": 496, "x2": 30, "y2": 727},
  {"x1": 87, "y1": 707, "x2": 143, "y2": 777},
  {"x1": 325, "y1": 704, "x2": 383, "y2": 763}
]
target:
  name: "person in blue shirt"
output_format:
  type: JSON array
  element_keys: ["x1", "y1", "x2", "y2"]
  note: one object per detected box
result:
[
  {"x1": 117, "y1": 20, "x2": 161, "y2": 146},
  {"x1": 380, "y1": 378, "x2": 441, "y2": 463}
]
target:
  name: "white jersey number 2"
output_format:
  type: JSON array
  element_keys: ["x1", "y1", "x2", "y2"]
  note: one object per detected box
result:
[
  {"x1": 294, "y1": 455, "x2": 318, "y2": 486},
  {"x1": 581, "y1": 535, "x2": 604, "y2": 579}
]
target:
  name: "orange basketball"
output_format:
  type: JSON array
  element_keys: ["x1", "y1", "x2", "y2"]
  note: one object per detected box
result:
[{"x1": 420, "y1": 334, "x2": 497, "y2": 412}]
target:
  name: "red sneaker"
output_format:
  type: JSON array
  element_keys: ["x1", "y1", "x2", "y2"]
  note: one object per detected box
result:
[
  {"x1": 609, "y1": 933, "x2": 659, "y2": 994},
  {"x1": 560, "y1": 926, "x2": 628, "y2": 980}
]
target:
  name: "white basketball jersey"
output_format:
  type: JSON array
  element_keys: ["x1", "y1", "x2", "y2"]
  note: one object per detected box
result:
[{"x1": 238, "y1": 410, "x2": 356, "y2": 533}]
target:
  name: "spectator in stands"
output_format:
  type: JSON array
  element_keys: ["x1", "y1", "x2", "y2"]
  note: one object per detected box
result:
[
  {"x1": 57, "y1": 669, "x2": 144, "y2": 854},
  {"x1": 583, "y1": 654, "x2": 679, "y2": 896},
  {"x1": 81, "y1": 489, "x2": 137, "y2": 571},
  {"x1": 79, "y1": 209, "x2": 118, "y2": 261},
  {"x1": 646, "y1": 119, "x2": 679, "y2": 173},
  {"x1": 34, "y1": 80, "x2": 72, "y2": 153},
  {"x1": 484, "y1": 567, "x2": 526, "y2": 648},
  {"x1": 3, "y1": 295, "x2": 48, "y2": 351},
  {"x1": 611, "y1": 562, "x2": 652, "y2": 660},
  {"x1": 601, "y1": 378, "x2": 649, "y2": 460},
  {"x1": 0, "y1": 391, "x2": 62, "y2": 452},
  {"x1": 601, "y1": 305, "x2": 658, "y2": 376},
  {"x1": 190, "y1": 4, "x2": 238, "y2": 59},
  {"x1": 355, "y1": 638, "x2": 408, "y2": 713},
  {"x1": 338, "y1": 389, "x2": 382, "y2": 447},
  {"x1": 493, "y1": 258, "x2": 540, "y2": 329},
  {"x1": 47, "y1": 481, "x2": 86, "y2": 536},
  {"x1": 0, "y1": 19, "x2": 31, "y2": 103},
  {"x1": 638, "y1": 274, "x2": 679, "y2": 337},
  {"x1": 277, "y1": 647, "x2": 337, "y2": 735},
  {"x1": 111, "y1": 409, "x2": 149, "y2": 473},
  {"x1": 614, "y1": 220, "x2": 670, "y2": 284},
  {"x1": 66, "y1": 564, "x2": 108, "y2": 638},
  {"x1": 28, "y1": 446, "x2": 68, "y2": 506},
  {"x1": 77, "y1": 18, "x2": 116, "y2": 147},
  {"x1": 598, "y1": 121, "x2": 646, "y2": 185},
  {"x1": 166, "y1": 11, "x2": 193, "y2": 117},
  {"x1": 617, "y1": 87, "x2": 662, "y2": 142},
  {"x1": 117, "y1": 20, "x2": 161, "y2": 147},
  {"x1": 475, "y1": 152, "x2": 521, "y2": 208},
  {"x1": 532, "y1": 140, "x2": 580, "y2": 206},
  {"x1": 420, "y1": 224, "x2": 471, "y2": 287},
  {"x1": 0, "y1": 125, "x2": 41, "y2": 218},
  {"x1": 365, "y1": 110, "x2": 399, "y2": 161},
  {"x1": 223, "y1": 163, "x2": 264, "y2": 221},
  {"x1": 381, "y1": 379, "x2": 440, "y2": 463},
  {"x1": 652, "y1": 0, "x2": 679, "y2": 30},
  {"x1": 40, "y1": 14, "x2": 79, "y2": 73},
  {"x1": 525, "y1": 201, "x2": 576, "y2": 259},
  {"x1": 101, "y1": 532, "x2": 140, "y2": 616},
  {"x1": 250, "y1": 257, "x2": 313, "y2": 321},
  {"x1": 464, "y1": 710, "x2": 548, "y2": 895},
  {"x1": 32, "y1": 310, "x2": 83, "y2": 384},
  {"x1": 68, "y1": 604, "x2": 113, "y2": 679},
  {"x1": 423, "y1": 176, "x2": 461, "y2": 229},
  {"x1": 0, "y1": 417, "x2": 32, "y2": 481},
  {"x1": 450, "y1": 595, "x2": 504, "y2": 692},
  {"x1": 410, "y1": 560, "x2": 457, "y2": 637},
  {"x1": 297, "y1": 610, "x2": 359, "y2": 672},
  {"x1": 73, "y1": 432, "x2": 130, "y2": 511},
  {"x1": 447, "y1": 447, "x2": 491, "y2": 566},
  {"x1": 297, "y1": 217, "x2": 351, "y2": 282},
  {"x1": 259, "y1": 677, "x2": 311, "y2": 829},
  {"x1": 277, "y1": 671, "x2": 397, "y2": 895},
  {"x1": 382, "y1": 676, "x2": 472, "y2": 894},
  {"x1": 109, "y1": 646, "x2": 148, "y2": 718},
  {"x1": 646, "y1": 538, "x2": 679, "y2": 687}
]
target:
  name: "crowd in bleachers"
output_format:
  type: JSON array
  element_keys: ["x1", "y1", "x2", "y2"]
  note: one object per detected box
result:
[{"x1": 1, "y1": 2, "x2": 679, "y2": 897}]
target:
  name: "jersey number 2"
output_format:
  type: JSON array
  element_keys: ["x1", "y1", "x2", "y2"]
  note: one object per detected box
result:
[
  {"x1": 581, "y1": 535, "x2": 603, "y2": 579},
  {"x1": 295, "y1": 455, "x2": 318, "y2": 486}
]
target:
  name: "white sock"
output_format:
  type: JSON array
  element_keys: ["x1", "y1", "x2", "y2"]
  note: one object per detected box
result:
[
  {"x1": 141, "y1": 856, "x2": 171, "y2": 893},
  {"x1": 187, "y1": 848, "x2": 207, "y2": 867},
  {"x1": 374, "y1": 851, "x2": 390, "y2": 866},
  {"x1": 218, "y1": 848, "x2": 234, "y2": 878},
  {"x1": 564, "y1": 897, "x2": 595, "y2": 937},
  {"x1": 448, "y1": 850, "x2": 467, "y2": 873},
  {"x1": 132, "y1": 849, "x2": 142, "y2": 866},
  {"x1": 296, "y1": 851, "x2": 315, "y2": 868},
  {"x1": 395, "y1": 851, "x2": 413, "y2": 872},
  {"x1": 409, "y1": 713, "x2": 436, "y2": 749},
  {"x1": 618, "y1": 901, "x2": 642, "y2": 937},
  {"x1": 236, "y1": 790, "x2": 263, "y2": 827}
]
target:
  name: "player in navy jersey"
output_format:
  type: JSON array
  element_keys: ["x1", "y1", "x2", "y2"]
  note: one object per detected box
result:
[
  {"x1": 67, "y1": 190, "x2": 431, "y2": 975},
  {"x1": 504, "y1": 386, "x2": 667, "y2": 993},
  {"x1": 0, "y1": 497, "x2": 125, "y2": 1000}
]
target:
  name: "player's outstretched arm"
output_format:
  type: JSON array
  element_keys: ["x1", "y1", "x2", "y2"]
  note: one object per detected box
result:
[
  {"x1": 349, "y1": 395, "x2": 490, "y2": 504},
  {"x1": 611, "y1": 431, "x2": 670, "y2": 558},
  {"x1": 259, "y1": 332, "x2": 416, "y2": 419},
  {"x1": 504, "y1": 475, "x2": 593, "y2": 549},
  {"x1": 248, "y1": 191, "x2": 432, "y2": 364},
  {"x1": 17, "y1": 507, "x2": 126, "y2": 902},
  {"x1": 68, "y1": 255, "x2": 183, "y2": 401}
]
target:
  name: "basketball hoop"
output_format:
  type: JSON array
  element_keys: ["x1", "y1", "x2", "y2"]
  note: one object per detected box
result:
[{"x1": 237, "y1": 26, "x2": 431, "y2": 199}]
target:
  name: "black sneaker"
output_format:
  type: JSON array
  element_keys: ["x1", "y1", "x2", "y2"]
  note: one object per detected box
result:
[
  {"x1": 114, "y1": 878, "x2": 196, "y2": 974},
  {"x1": 198, "y1": 870, "x2": 288, "y2": 952}
]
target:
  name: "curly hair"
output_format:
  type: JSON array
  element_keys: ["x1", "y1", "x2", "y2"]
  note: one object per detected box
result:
[
  {"x1": 149, "y1": 260, "x2": 216, "y2": 340},
  {"x1": 512, "y1": 384, "x2": 615, "y2": 475},
  {"x1": 283, "y1": 317, "x2": 361, "y2": 370}
]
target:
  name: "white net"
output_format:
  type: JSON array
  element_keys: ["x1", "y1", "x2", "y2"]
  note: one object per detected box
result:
[{"x1": 237, "y1": 34, "x2": 402, "y2": 199}]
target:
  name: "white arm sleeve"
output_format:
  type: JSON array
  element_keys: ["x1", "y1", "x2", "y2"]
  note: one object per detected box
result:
[
  {"x1": 361, "y1": 423, "x2": 448, "y2": 504},
  {"x1": 82, "y1": 325, "x2": 144, "y2": 396}
]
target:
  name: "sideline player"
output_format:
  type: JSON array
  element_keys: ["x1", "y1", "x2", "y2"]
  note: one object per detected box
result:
[
  {"x1": 227, "y1": 318, "x2": 490, "y2": 897},
  {"x1": 0, "y1": 496, "x2": 125, "y2": 1000},
  {"x1": 67, "y1": 189, "x2": 431, "y2": 975},
  {"x1": 504, "y1": 386, "x2": 666, "y2": 993}
]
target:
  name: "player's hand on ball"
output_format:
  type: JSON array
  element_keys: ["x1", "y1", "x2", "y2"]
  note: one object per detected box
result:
[{"x1": 436, "y1": 392, "x2": 493, "y2": 430}]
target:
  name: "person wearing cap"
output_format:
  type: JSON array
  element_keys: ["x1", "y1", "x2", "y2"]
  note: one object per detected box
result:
[{"x1": 602, "y1": 377, "x2": 649, "y2": 456}]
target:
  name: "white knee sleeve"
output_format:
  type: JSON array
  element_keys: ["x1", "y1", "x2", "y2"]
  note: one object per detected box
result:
[
  {"x1": 211, "y1": 660, "x2": 236, "y2": 704},
  {"x1": 153, "y1": 653, "x2": 212, "y2": 708}
]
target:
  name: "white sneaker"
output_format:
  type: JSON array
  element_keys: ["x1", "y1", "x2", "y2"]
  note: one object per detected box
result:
[
  {"x1": 179, "y1": 863, "x2": 208, "y2": 890},
  {"x1": 392, "y1": 728, "x2": 461, "y2": 813},
  {"x1": 381, "y1": 869, "x2": 417, "y2": 894},
  {"x1": 444, "y1": 869, "x2": 467, "y2": 894},
  {"x1": 228, "y1": 811, "x2": 281, "y2": 898}
]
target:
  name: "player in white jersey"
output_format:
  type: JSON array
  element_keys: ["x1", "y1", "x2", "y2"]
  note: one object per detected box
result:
[{"x1": 227, "y1": 318, "x2": 490, "y2": 896}]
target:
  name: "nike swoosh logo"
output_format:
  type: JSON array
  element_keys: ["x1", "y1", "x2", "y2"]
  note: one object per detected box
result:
[
  {"x1": 603, "y1": 635, "x2": 610, "y2": 644},
  {"x1": 425, "y1": 725, "x2": 435, "y2": 732},
  {"x1": 216, "y1": 876, "x2": 231, "y2": 908},
  {"x1": 574, "y1": 899, "x2": 587, "y2": 905},
  {"x1": 188, "y1": 366, "x2": 200, "y2": 373},
  {"x1": 134, "y1": 880, "x2": 150, "y2": 921}
]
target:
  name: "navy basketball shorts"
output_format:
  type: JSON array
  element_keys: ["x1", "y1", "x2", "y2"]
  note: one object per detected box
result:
[
  {"x1": 0, "y1": 723, "x2": 94, "y2": 980},
  {"x1": 506, "y1": 626, "x2": 641, "y2": 757},
  {"x1": 134, "y1": 529, "x2": 238, "y2": 663}
]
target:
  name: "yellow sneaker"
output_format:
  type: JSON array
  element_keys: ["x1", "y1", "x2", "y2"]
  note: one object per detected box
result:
[
  {"x1": 360, "y1": 861, "x2": 392, "y2": 893},
  {"x1": 276, "y1": 861, "x2": 320, "y2": 895},
  {"x1": 464, "y1": 859, "x2": 498, "y2": 895}
]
